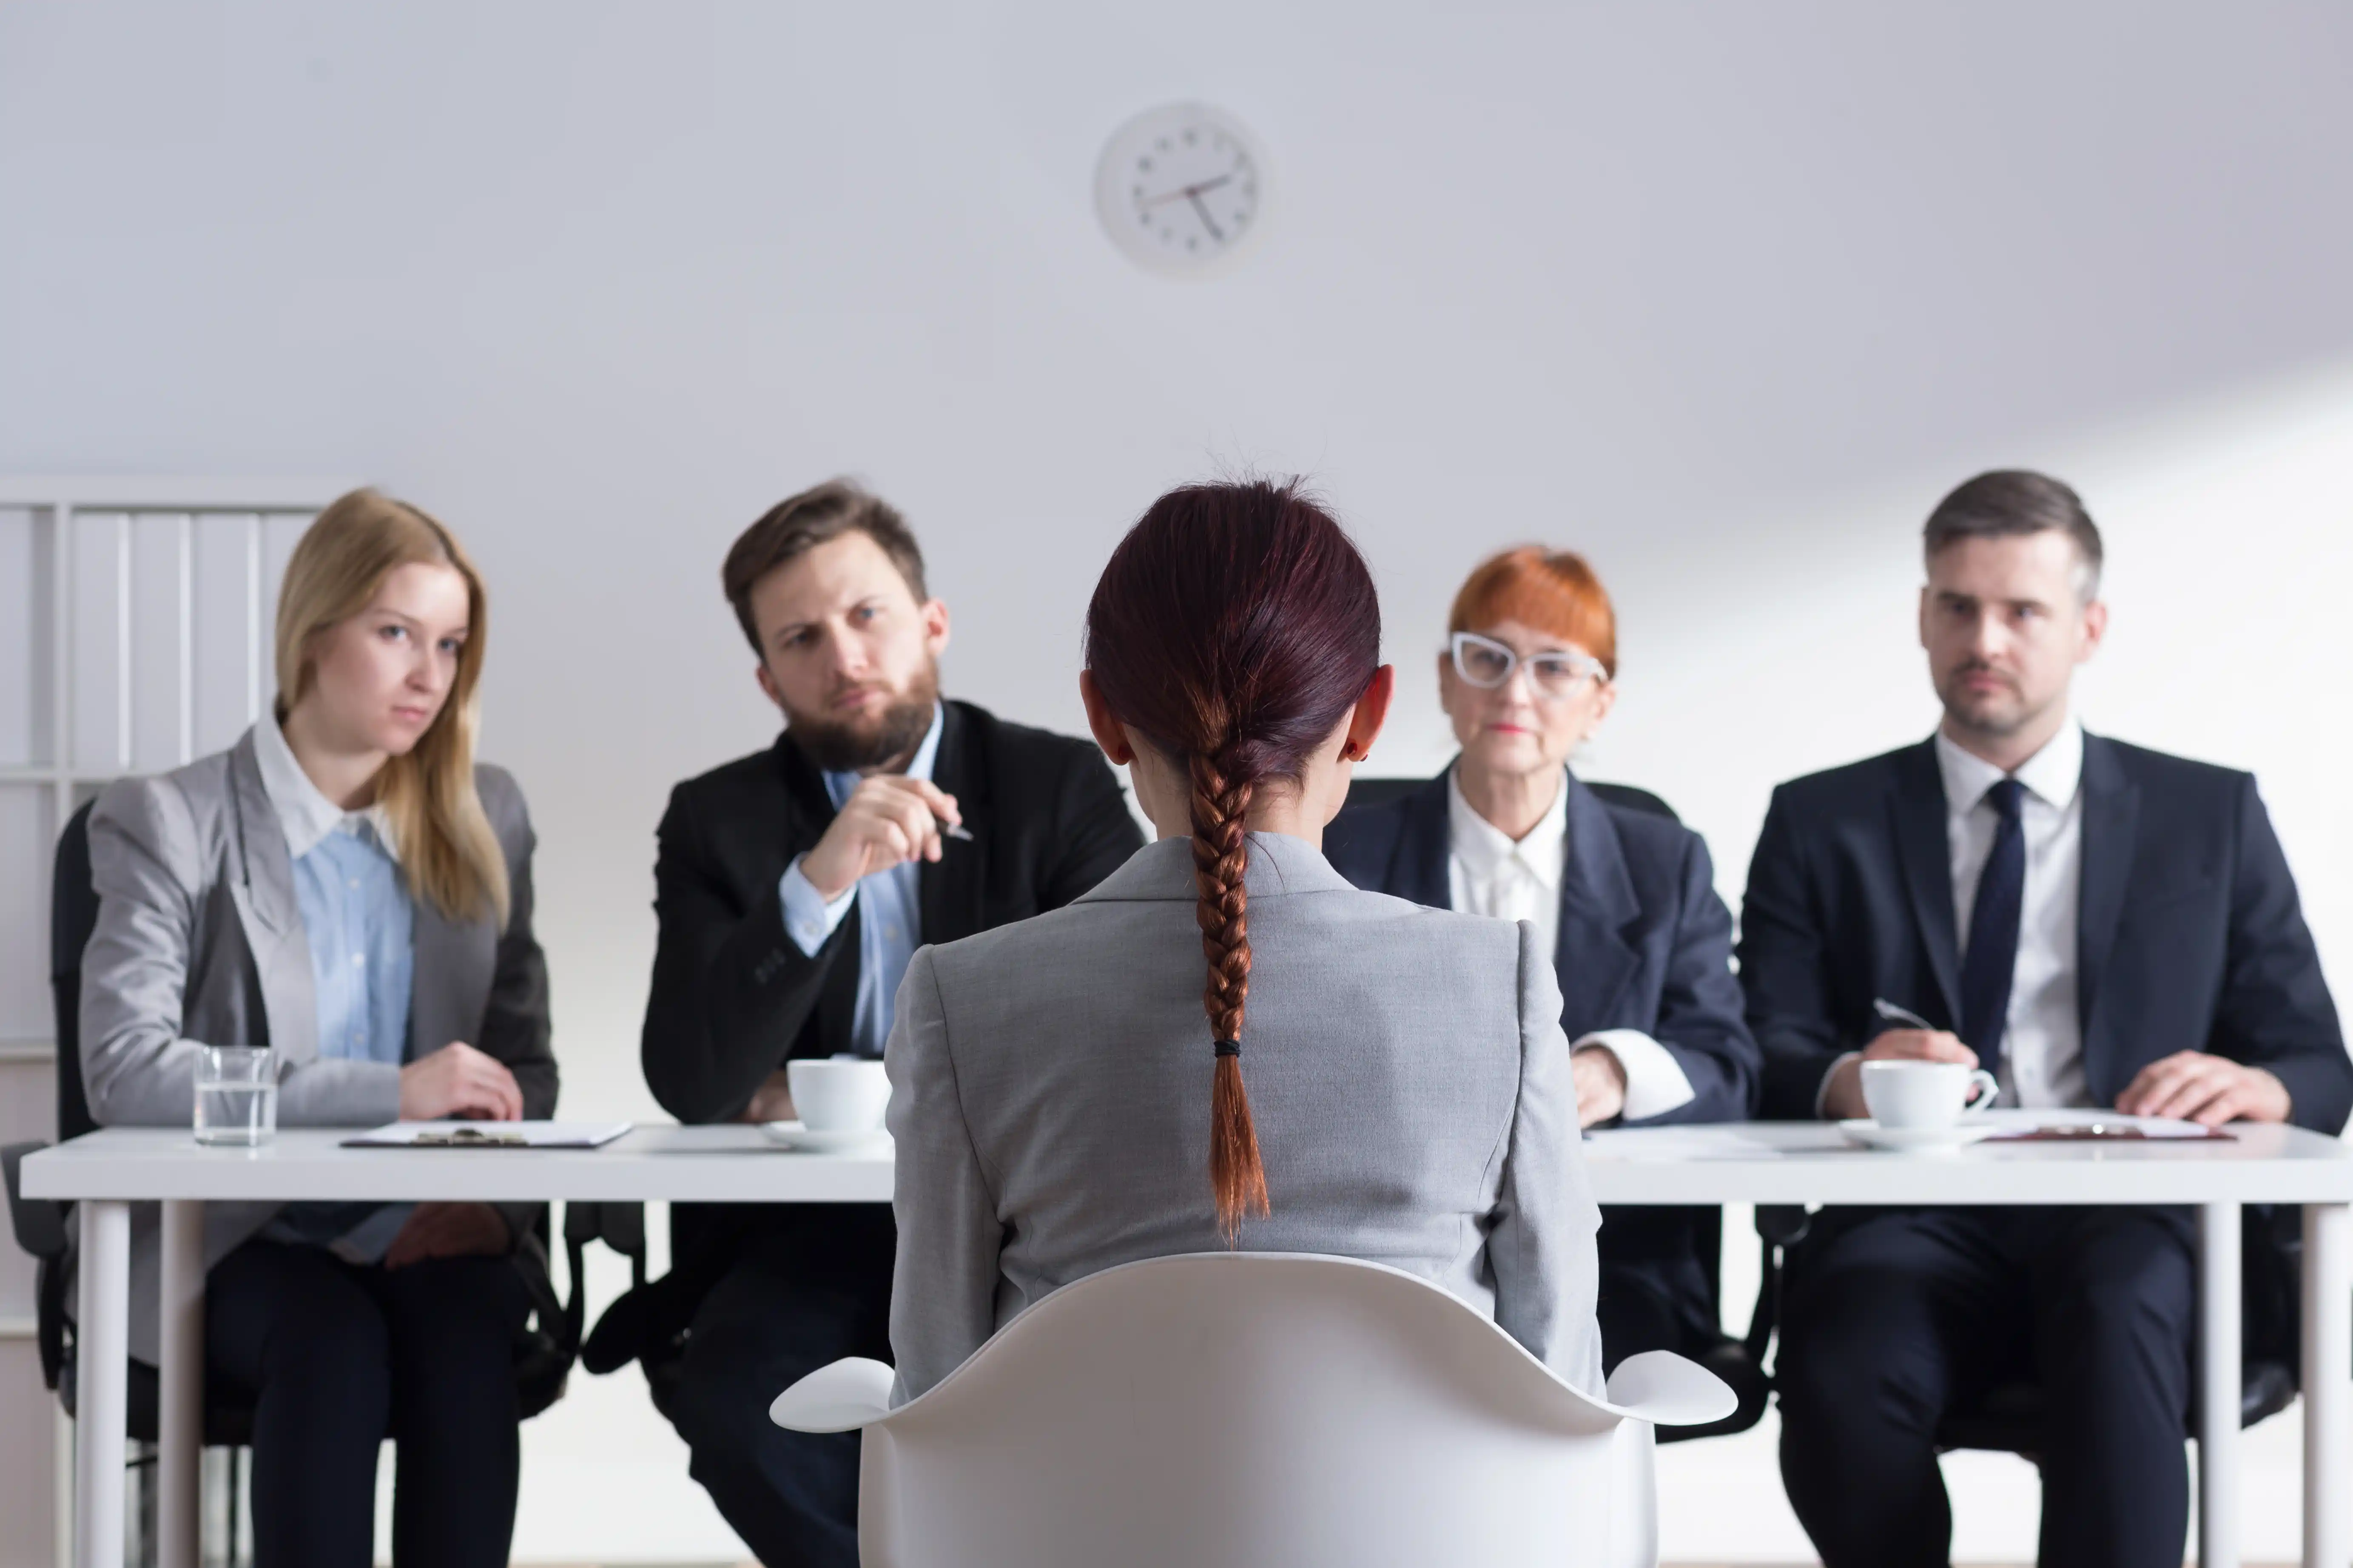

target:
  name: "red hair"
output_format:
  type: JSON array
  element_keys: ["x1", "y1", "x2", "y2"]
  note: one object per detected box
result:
[
  {"x1": 1084, "y1": 479, "x2": 1383, "y2": 1243},
  {"x1": 1447, "y1": 546, "x2": 1618, "y2": 678}
]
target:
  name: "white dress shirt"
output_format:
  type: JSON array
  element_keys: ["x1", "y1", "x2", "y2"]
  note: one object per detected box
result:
[
  {"x1": 1446, "y1": 768, "x2": 1695, "y2": 1121},
  {"x1": 1935, "y1": 721, "x2": 2089, "y2": 1109}
]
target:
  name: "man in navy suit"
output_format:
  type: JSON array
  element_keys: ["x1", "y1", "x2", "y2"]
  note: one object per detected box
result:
[{"x1": 1740, "y1": 470, "x2": 2350, "y2": 1568}]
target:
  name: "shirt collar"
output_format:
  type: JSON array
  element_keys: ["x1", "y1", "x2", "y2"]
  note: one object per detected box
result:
[
  {"x1": 1934, "y1": 716, "x2": 2084, "y2": 815},
  {"x1": 1445, "y1": 764, "x2": 1570, "y2": 888},
  {"x1": 252, "y1": 713, "x2": 395, "y2": 861},
  {"x1": 822, "y1": 702, "x2": 946, "y2": 810}
]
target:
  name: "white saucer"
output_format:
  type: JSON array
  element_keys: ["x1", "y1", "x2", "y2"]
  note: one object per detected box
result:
[
  {"x1": 761, "y1": 1121, "x2": 891, "y2": 1153},
  {"x1": 1838, "y1": 1119, "x2": 1999, "y2": 1152}
]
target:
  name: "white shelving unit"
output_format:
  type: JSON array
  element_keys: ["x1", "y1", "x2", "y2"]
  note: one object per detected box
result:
[{"x1": 0, "y1": 478, "x2": 346, "y2": 1568}]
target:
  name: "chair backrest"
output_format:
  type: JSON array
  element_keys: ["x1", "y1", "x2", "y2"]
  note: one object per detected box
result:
[
  {"x1": 51, "y1": 799, "x2": 100, "y2": 1143},
  {"x1": 1343, "y1": 774, "x2": 1680, "y2": 823},
  {"x1": 851, "y1": 1253, "x2": 1673, "y2": 1568}
]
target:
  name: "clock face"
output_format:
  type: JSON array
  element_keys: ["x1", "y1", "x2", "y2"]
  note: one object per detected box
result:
[{"x1": 1094, "y1": 104, "x2": 1269, "y2": 275}]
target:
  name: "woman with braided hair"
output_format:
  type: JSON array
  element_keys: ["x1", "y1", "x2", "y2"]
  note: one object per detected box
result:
[{"x1": 884, "y1": 478, "x2": 1603, "y2": 1403}]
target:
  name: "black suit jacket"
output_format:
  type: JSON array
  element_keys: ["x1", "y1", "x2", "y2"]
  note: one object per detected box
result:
[
  {"x1": 1325, "y1": 769, "x2": 1759, "y2": 1124},
  {"x1": 643, "y1": 699, "x2": 1147, "y2": 1125},
  {"x1": 1739, "y1": 732, "x2": 2350, "y2": 1132}
]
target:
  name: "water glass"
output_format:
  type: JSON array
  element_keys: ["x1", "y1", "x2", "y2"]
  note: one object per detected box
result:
[{"x1": 194, "y1": 1046, "x2": 278, "y2": 1147}]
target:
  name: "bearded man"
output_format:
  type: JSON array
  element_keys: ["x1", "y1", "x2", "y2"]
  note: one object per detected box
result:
[{"x1": 633, "y1": 479, "x2": 1144, "y2": 1566}]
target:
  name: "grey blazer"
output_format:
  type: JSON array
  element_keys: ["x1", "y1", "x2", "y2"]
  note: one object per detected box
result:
[
  {"x1": 76, "y1": 728, "x2": 555, "y2": 1360},
  {"x1": 886, "y1": 831, "x2": 1604, "y2": 1403}
]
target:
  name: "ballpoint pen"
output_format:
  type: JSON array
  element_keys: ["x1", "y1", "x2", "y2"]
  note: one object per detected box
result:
[
  {"x1": 1872, "y1": 997, "x2": 1937, "y2": 1031},
  {"x1": 937, "y1": 820, "x2": 974, "y2": 842}
]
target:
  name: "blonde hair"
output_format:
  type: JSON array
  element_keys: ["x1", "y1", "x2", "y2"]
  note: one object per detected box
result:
[{"x1": 273, "y1": 488, "x2": 509, "y2": 926}]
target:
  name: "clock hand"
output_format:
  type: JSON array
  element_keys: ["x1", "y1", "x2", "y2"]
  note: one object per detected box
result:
[
  {"x1": 1186, "y1": 188, "x2": 1226, "y2": 243},
  {"x1": 1139, "y1": 173, "x2": 1235, "y2": 208}
]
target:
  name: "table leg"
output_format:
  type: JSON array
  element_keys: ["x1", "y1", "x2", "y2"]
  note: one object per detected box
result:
[
  {"x1": 73, "y1": 1201, "x2": 128, "y2": 1568},
  {"x1": 2201, "y1": 1202, "x2": 2241, "y2": 1568},
  {"x1": 158, "y1": 1199, "x2": 204, "y2": 1568},
  {"x1": 2305, "y1": 1203, "x2": 2350, "y2": 1568}
]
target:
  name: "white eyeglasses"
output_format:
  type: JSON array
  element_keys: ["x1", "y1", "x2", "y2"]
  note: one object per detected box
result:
[{"x1": 1449, "y1": 631, "x2": 1608, "y2": 701}]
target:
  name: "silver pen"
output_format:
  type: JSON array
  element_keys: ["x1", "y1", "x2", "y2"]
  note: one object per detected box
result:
[
  {"x1": 936, "y1": 819, "x2": 974, "y2": 843},
  {"x1": 1872, "y1": 997, "x2": 1937, "y2": 1031}
]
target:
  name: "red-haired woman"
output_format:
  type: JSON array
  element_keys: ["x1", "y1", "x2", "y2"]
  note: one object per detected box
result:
[
  {"x1": 884, "y1": 481, "x2": 1604, "y2": 1402},
  {"x1": 1325, "y1": 547, "x2": 1760, "y2": 1373}
]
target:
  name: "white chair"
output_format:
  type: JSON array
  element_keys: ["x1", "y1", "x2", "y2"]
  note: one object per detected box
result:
[{"x1": 772, "y1": 1251, "x2": 1735, "y2": 1568}]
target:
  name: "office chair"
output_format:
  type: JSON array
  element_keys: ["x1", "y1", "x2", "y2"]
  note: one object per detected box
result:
[{"x1": 774, "y1": 1251, "x2": 1735, "y2": 1568}]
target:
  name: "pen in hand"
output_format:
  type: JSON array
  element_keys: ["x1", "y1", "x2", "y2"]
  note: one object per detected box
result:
[
  {"x1": 937, "y1": 819, "x2": 973, "y2": 842},
  {"x1": 1872, "y1": 997, "x2": 1936, "y2": 1031}
]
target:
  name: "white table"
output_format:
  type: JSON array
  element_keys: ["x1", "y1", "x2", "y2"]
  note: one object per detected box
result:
[
  {"x1": 24, "y1": 1119, "x2": 2353, "y2": 1568},
  {"x1": 22, "y1": 1125, "x2": 891, "y2": 1568},
  {"x1": 1583, "y1": 1119, "x2": 2353, "y2": 1568}
]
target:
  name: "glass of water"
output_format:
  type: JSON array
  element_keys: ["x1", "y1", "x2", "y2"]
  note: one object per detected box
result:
[{"x1": 194, "y1": 1046, "x2": 277, "y2": 1147}]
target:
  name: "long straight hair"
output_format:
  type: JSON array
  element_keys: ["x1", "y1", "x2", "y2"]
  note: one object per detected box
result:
[
  {"x1": 1083, "y1": 479, "x2": 1382, "y2": 1241},
  {"x1": 273, "y1": 488, "x2": 509, "y2": 926}
]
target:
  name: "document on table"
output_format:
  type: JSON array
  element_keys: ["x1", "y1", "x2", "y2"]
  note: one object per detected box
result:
[
  {"x1": 1980, "y1": 1108, "x2": 2234, "y2": 1142},
  {"x1": 342, "y1": 1120, "x2": 634, "y2": 1149}
]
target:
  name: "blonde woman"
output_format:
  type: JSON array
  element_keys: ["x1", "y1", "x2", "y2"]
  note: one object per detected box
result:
[{"x1": 79, "y1": 489, "x2": 555, "y2": 1568}]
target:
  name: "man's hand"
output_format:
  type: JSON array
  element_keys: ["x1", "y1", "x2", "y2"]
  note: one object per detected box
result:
[
  {"x1": 1821, "y1": 1028, "x2": 1978, "y2": 1121},
  {"x1": 400, "y1": 1042, "x2": 523, "y2": 1122},
  {"x1": 799, "y1": 776, "x2": 963, "y2": 900},
  {"x1": 383, "y1": 1202, "x2": 512, "y2": 1269},
  {"x1": 1571, "y1": 1045, "x2": 1628, "y2": 1129},
  {"x1": 2116, "y1": 1051, "x2": 2291, "y2": 1127},
  {"x1": 737, "y1": 1070, "x2": 797, "y2": 1125}
]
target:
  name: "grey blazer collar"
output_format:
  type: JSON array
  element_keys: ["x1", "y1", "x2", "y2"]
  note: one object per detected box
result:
[{"x1": 1075, "y1": 832, "x2": 1359, "y2": 904}]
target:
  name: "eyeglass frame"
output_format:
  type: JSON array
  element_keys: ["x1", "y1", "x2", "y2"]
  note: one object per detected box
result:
[{"x1": 1447, "y1": 631, "x2": 1610, "y2": 701}]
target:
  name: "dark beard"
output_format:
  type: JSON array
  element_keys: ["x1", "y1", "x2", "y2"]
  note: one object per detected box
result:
[{"x1": 785, "y1": 668, "x2": 941, "y2": 773}]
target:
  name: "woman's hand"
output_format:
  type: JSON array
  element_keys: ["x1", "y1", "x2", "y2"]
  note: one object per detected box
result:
[
  {"x1": 1571, "y1": 1045, "x2": 1628, "y2": 1128},
  {"x1": 400, "y1": 1041, "x2": 524, "y2": 1121},
  {"x1": 383, "y1": 1202, "x2": 512, "y2": 1269}
]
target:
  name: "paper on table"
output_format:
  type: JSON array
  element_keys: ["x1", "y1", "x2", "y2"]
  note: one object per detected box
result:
[
  {"x1": 341, "y1": 1120, "x2": 634, "y2": 1149},
  {"x1": 1979, "y1": 1108, "x2": 2233, "y2": 1142}
]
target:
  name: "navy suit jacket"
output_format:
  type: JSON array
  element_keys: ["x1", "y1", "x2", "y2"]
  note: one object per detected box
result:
[
  {"x1": 1325, "y1": 769, "x2": 1759, "y2": 1126},
  {"x1": 1738, "y1": 733, "x2": 2351, "y2": 1132}
]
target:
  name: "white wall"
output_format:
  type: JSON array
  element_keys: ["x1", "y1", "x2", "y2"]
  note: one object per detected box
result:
[{"x1": 6, "y1": 2, "x2": 2353, "y2": 1560}]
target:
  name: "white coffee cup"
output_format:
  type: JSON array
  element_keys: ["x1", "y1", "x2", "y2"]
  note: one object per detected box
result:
[
  {"x1": 1860, "y1": 1059, "x2": 2000, "y2": 1129},
  {"x1": 787, "y1": 1057, "x2": 892, "y2": 1133}
]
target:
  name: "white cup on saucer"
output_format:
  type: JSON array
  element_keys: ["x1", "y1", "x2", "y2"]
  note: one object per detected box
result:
[
  {"x1": 1861, "y1": 1059, "x2": 1999, "y2": 1129},
  {"x1": 787, "y1": 1057, "x2": 892, "y2": 1134}
]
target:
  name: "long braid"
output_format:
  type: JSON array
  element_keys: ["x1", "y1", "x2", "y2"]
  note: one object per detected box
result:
[{"x1": 1190, "y1": 746, "x2": 1269, "y2": 1243}]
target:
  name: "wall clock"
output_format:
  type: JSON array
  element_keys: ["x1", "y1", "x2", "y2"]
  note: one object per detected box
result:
[{"x1": 1094, "y1": 103, "x2": 1269, "y2": 276}]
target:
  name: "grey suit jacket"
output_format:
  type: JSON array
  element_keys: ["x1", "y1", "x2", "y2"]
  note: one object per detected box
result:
[
  {"x1": 886, "y1": 831, "x2": 1603, "y2": 1404},
  {"x1": 76, "y1": 729, "x2": 555, "y2": 1360}
]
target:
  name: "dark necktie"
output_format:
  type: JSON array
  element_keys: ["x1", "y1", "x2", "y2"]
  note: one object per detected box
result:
[{"x1": 1958, "y1": 776, "x2": 2026, "y2": 1077}]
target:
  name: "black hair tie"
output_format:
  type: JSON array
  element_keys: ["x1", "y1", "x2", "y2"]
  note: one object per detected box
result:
[{"x1": 1213, "y1": 1039, "x2": 1242, "y2": 1059}]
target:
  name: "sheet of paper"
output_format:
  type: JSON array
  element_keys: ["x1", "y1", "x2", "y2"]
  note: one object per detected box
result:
[
  {"x1": 342, "y1": 1119, "x2": 634, "y2": 1149},
  {"x1": 1979, "y1": 1108, "x2": 2229, "y2": 1141}
]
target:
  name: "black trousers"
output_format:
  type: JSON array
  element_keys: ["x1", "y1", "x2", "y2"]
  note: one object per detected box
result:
[
  {"x1": 1595, "y1": 1206, "x2": 1719, "y2": 1371},
  {"x1": 205, "y1": 1238, "x2": 529, "y2": 1568},
  {"x1": 667, "y1": 1207, "x2": 896, "y2": 1568},
  {"x1": 1775, "y1": 1205, "x2": 2196, "y2": 1568}
]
